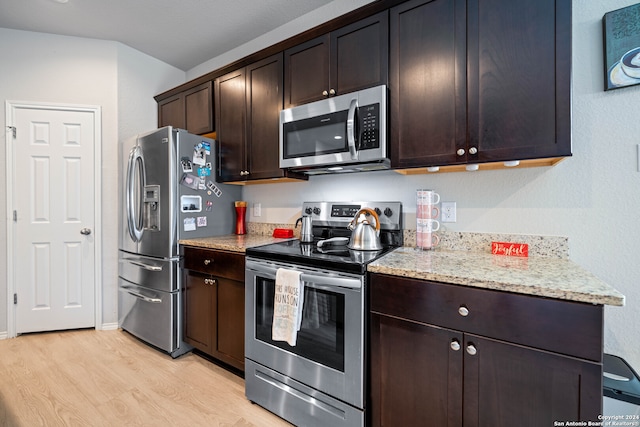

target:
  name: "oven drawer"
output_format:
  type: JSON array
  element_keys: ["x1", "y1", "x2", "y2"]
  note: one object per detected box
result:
[
  {"x1": 182, "y1": 246, "x2": 244, "y2": 280},
  {"x1": 245, "y1": 359, "x2": 364, "y2": 427},
  {"x1": 370, "y1": 273, "x2": 603, "y2": 362}
]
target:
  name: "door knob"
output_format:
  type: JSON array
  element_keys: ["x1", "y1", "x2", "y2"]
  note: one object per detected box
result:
[{"x1": 80, "y1": 228, "x2": 92, "y2": 235}]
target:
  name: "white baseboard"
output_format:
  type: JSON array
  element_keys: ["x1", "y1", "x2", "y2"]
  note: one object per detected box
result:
[
  {"x1": 0, "y1": 331, "x2": 7, "y2": 340},
  {"x1": 98, "y1": 323, "x2": 119, "y2": 331}
]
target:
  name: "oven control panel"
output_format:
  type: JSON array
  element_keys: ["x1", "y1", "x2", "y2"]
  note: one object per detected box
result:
[{"x1": 302, "y1": 201, "x2": 402, "y2": 230}]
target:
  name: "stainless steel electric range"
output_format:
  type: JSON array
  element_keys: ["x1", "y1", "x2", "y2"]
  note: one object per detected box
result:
[{"x1": 244, "y1": 201, "x2": 402, "y2": 427}]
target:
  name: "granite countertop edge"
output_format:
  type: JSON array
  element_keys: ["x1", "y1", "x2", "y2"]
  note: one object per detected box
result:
[{"x1": 179, "y1": 234, "x2": 290, "y2": 253}]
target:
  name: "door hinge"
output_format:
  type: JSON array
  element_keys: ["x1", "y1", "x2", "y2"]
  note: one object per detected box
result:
[
  {"x1": 13, "y1": 293, "x2": 17, "y2": 304},
  {"x1": 7, "y1": 126, "x2": 16, "y2": 138},
  {"x1": 13, "y1": 210, "x2": 17, "y2": 222}
]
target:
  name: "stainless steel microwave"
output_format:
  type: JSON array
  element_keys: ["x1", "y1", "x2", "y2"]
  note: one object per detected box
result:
[{"x1": 279, "y1": 85, "x2": 389, "y2": 175}]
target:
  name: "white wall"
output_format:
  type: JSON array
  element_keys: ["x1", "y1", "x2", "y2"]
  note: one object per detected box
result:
[
  {"x1": 235, "y1": 0, "x2": 640, "y2": 369},
  {"x1": 0, "y1": 28, "x2": 184, "y2": 332}
]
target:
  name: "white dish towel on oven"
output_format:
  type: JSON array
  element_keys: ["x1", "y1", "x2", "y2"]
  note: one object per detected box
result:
[{"x1": 272, "y1": 268, "x2": 304, "y2": 346}]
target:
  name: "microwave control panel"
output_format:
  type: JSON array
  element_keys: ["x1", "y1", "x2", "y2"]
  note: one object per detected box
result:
[{"x1": 359, "y1": 103, "x2": 380, "y2": 150}]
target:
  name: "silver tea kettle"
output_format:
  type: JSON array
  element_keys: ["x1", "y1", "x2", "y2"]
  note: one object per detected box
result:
[
  {"x1": 295, "y1": 215, "x2": 313, "y2": 243},
  {"x1": 347, "y1": 208, "x2": 383, "y2": 251}
]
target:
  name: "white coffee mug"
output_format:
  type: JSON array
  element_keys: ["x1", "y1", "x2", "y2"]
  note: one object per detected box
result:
[
  {"x1": 421, "y1": 218, "x2": 440, "y2": 232},
  {"x1": 417, "y1": 190, "x2": 440, "y2": 219}
]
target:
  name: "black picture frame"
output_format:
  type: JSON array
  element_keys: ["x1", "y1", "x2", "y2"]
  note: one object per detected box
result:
[{"x1": 604, "y1": 3, "x2": 640, "y2": 90}]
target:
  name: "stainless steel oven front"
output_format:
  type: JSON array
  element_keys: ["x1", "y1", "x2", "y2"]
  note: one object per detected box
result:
[{"x1": 245, "y1": 257, "x2": 365, "y2": 427}]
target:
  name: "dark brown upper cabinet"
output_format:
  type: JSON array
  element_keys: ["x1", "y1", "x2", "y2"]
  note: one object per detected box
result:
[
  {"x1": 390, "y1": 0, "x2": 572, "y2": 169},
  {"x1": 215, "y1": 68, "x2": 246, "y2": 182},
  {"x1": 215, "y1": 53, "x2": 307, "y2": 183},
  {"x1": 284, "y1": 11, "x2": 389, "y2": 108},
  {"x1": 157, "y1": 81, "x2": 214, "y2": 135}
]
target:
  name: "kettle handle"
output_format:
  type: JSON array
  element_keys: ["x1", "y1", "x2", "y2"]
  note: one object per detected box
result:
[{"x1": 348, "y1": 208, "x2": 381, "y2": 233}]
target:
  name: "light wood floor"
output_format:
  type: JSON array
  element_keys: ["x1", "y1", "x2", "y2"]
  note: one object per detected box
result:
[{"x1": 0, "y1": 329, "x2": 292, "y2": 426}]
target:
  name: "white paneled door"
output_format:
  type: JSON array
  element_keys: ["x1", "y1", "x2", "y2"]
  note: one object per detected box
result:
[{"x1": 10, "y1": 104, "x2": 98, "y2": 334}]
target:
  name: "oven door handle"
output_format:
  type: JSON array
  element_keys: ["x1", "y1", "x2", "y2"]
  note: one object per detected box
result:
[
  {"x1": 246, "y1": 263, "x2": 362, "y2": 290},
  {"x1": 300, "y1": 272, "x2": 361, "y2": 290}
]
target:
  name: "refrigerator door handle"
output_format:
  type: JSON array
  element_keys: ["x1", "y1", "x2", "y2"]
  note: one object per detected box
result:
[
  {"x1": 120, "y1": 285, "x2": 162, "y2": 303},
  {"x1": 122, "y1": 259, "x2": 163, "y2": 272},
  {"x1": 126, "y1": 145, "x2": 145, "y2": 242}
]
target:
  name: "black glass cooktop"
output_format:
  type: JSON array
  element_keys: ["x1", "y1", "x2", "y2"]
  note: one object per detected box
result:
[{"x1": 246, "y1": 239, "x2": 396, "y2": 274}]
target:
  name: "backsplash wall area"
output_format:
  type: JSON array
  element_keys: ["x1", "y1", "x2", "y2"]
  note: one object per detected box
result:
[{"x1": 242, "y1": 0, "x2": 640, "y2": 370}]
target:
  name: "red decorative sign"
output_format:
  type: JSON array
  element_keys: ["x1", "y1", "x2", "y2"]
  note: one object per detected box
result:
[{"x1": 491, "y1": 242, "x2": 529, "y2": 257}]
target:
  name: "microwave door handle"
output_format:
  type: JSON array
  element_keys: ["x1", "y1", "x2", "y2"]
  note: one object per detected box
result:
[{"x1": 346, "y1": 98, "x2": 358, "y2": 160}]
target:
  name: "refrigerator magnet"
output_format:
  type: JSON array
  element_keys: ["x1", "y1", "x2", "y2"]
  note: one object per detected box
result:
[
  {"x1": 183, "y1": 217, "x2": 196, "y2": 232},
  {"x1": 197, "y1": 166, "x2": 211, "y2": 177},
  {"x1": 180, "y1": 157, "x2": 193, "y2": 173},
  {"x1": 180, "y1": 173, "x2": 200, "y2": 190},
  {"x1": 206, "y1": 180, "x2": 222, "y2": 197},
  {"x1": 197, "y1": 216, "x2": 207, "y2": 227},
  {"x1": 206, "y1": 200, "x2": 213, "y2": 211},
  {"x1": 193, "y1": 145, "x2": 206, "y2": 166},
  {"x1": 199, "y1": 140, "x2": 211, "y2": 155}
]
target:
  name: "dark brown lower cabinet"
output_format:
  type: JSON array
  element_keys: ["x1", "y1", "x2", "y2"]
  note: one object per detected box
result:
[
  {"x1": 182, "y1": 247, "x2": 245, "y2": 371},
  {"x1": 369, "y1": 273, "x2": 603, "y2": 426}
]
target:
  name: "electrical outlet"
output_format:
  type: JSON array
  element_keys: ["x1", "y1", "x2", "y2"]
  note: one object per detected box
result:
[
  {"x1": 441, "y1": 201, "x2": 457, "y2": 223},
  {"x1": 253, "y1": 203, "x2": 261, "y2": 217}
]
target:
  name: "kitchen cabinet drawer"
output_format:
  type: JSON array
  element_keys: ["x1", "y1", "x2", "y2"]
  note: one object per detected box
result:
[
  {"x1": 370, "y1": 274, "x2": 603, "y2": 362},
  {"x1": 182, "y1": 247, "x2": 244, "y2": 281}
]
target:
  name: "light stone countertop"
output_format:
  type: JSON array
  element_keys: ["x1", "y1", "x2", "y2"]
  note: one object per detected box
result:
[
  {"x1": 179, "y1": 234, "x2": 291, "y2": 253},
  {"x1": 368, "y1": 247, "x2": 625, "y2": 307},
  {"x1": 179, "y1": 232, "x2": 625, "y2": 307}
]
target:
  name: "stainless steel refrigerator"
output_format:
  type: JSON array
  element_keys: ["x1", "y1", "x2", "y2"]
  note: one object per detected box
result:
[{"x1": 118, "y1": 126, "x2": 241, "y2": 358}]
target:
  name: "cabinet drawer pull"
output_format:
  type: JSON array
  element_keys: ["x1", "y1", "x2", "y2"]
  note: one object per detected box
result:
[
  {"x1": 204, "y1": 278, "x2": 217, "y2": 286},
  {"x1": 458, "y1": 306, "x2": 469, "y2": 317},
  {"x1": 466, "y1": 344, "x2": 477, "y2": 356},
  {"x1": 456, "y1": 148, "x2": 465, "y2": 156},
  {"x1": 329, "y1": 88, "x2": 336, "y2": 95},
  {"x1": 204, "y1": 259, "x2": 211, "y2": 265},
  {"x1": 450, "y1": 340, "x2": 461, "y2": 351},
  {"x1": 322, "y1": 90, "x2": 329, "y2": 96},
  {"x1": 468, "y1": 146, "x2": 478, "y2": 155}
]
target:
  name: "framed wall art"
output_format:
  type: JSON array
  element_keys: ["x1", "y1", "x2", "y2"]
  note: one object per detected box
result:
[{"x1": 604, "y1": 3, "x2": 640, "y2": 90}]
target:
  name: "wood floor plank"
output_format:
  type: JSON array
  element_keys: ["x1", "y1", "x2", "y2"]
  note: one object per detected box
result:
[{"x1": 0, "y1": 329, "x2": 291, "y2": 427}]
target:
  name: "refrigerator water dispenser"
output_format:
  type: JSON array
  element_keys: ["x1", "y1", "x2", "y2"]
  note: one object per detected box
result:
[{"x1": 144, "y1": 185, "x2": 161, "y2": 231}]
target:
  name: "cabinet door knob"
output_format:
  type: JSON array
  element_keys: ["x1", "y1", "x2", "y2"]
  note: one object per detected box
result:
[
  {"x1": 204, "y1": 259, "x2": 211, "y2": 265},
  {"x1": 458, "y1": 306, "x2": 469, "y2": 317},
  {"x1": 468, "y1": 147, "x2": 478, "y2": 155},
  {"x1": 329, "y1": 88, "x2": 336, "y2": 95},
  {"x1": 466, "y1": 344, "x2": 477, "y2": 356},
  {"x1": 456, "y1": 149, "x2": 465, "y2": 156},
  {"x1": 322, "y1": 90, "x2": 329, "y2": 96},
  {"x1": 450, "y1": 340, "x2": 461, "y2": 351}
]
